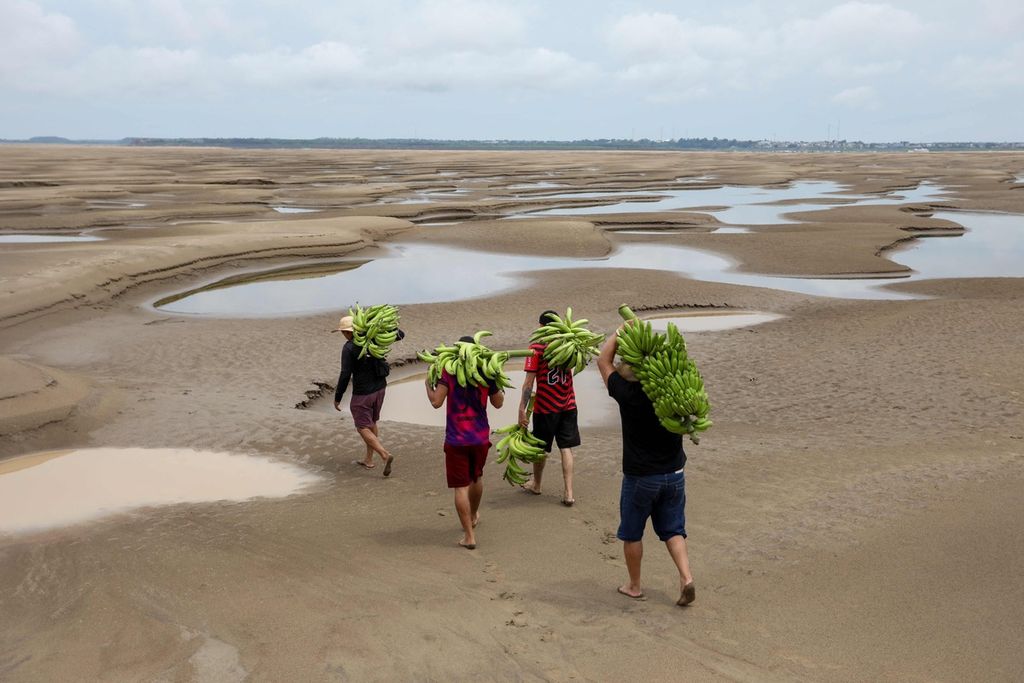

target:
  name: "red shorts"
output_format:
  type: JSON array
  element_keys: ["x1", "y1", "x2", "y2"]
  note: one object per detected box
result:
[
  {"x1": 349, "y1": 388, "x2": 385, "y2": 429},
  {"x1": 444, "y1": 442, "x2": 490, "y2": 488}
]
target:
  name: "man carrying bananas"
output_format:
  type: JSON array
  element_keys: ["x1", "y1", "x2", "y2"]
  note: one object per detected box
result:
[
  {"x1": 332, "y1": 314, "x2": 404, "y2": 476},
  {"x1": 517, "y1": 310, "x2": 581, "y2": 506},
  {"x1": 425, "y1": 336, "x2": 505, "y2": 550},
  {"x1": 597, "y1": 323, "x2": 696, "y2": 607}
]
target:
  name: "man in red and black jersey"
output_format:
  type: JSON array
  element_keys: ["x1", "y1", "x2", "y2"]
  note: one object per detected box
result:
[{"x1": 517, "y1": 310, "x2": 580, "y2": 506}]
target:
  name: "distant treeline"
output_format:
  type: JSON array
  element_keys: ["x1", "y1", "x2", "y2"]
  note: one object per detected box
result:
[{"x1": 3, "y1": 136, "x2": 1022, "y2": 152}]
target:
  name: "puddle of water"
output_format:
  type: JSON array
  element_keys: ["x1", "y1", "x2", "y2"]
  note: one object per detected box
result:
[
  {"x1": 645, "y1": 311, "x2": 783, "y2": 332},
  {"x1": 152, "y1": 208, "x2": 1024, "y2": 316},
  {"x1": 358, "y1": 367, "x2": 619, "y2": 429},
  {"x1": 508, "y1": 181, "x2": 567, "y2": 190},
  {"x1": 0, "y1": 448, "x2": 320, "y2": 535},
  {"x1": 154, "y1": 239, "x2": 917, "y2": 316},
  {"x1": 515, "y1": 181, "x2": 953, "y2": 226},
  {"x1": 892, "y1": 211, "x2": 1024, "y2": 279},
  {"x1": 89, "y1": 200, "x2": 147, "y2": 209},
  {"x1": 676, "y1": 175, "x2": 715, "y2": 184},
  {"x1": 711, "y1": 227, "x2": 751, "y2": 234},
  {"x1": 614, "y1": 229, "x2": 687, "y2": 235},
  {"x1": 0, "y1": 233, "x2": 105, "y2": 243},
  {"x1": 273, "y1": 206, "x2": 323, "y2": 214}
]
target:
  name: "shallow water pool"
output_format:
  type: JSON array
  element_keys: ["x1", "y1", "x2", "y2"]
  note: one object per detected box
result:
[{"x1": 0, "y1": 448, "x2": 320, "y2": 535}]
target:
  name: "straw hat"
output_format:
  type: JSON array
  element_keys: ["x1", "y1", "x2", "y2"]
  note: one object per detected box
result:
[{"x1": 331, "y1": 315, "x2": 354, "y2": 333}]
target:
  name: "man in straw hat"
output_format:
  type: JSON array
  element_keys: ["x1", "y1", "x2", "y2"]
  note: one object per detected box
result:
[
  {"x1": 597, "y1": 323, "x2": 695, "y2": 607},
  {"x1": 332, "y1": 314, "x2": 402, "y2": 476}
]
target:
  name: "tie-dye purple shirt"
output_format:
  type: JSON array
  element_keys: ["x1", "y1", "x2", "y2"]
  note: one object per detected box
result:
[{"x1": 442, "y1": 370, "x2": 499, "y2": 446}]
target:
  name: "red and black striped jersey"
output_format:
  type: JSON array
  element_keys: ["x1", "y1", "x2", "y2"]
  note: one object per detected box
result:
[{"x1": 524, "y1": 342, "x2": 577, "y2": 414}]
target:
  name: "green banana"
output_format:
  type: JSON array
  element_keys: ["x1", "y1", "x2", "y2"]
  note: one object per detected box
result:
[
  {"x1": 617, "y1": 305, "x2": 712, "y2": 444},
  {"x1": 420, "y1": 334, "x2": 529, "y2": 389},
  {"x1": 529, "y1": 307, "x2": 605, "y2": 373},
  {"x1": 350, "y1": 303, "x2": 401, "y2": 359}
]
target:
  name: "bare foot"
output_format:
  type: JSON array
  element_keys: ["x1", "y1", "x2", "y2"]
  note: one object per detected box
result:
[
  {"x1": 617, "y1": 585, "x2": 644, "y2": 599},
  {"x1": 352, "y1": 460, "x2": 375, "y2": 469},
  {"x1": 677, "y1": 582, "x2": 696, "y2": 606},
  {"x1": 472, "y1": 513, "x2": 480, "y2": 528},
  {"x1": 520, "y1": 479, "x2": 541, "y2": 495},
  {"x1": 458, "y1": 538, "x2": 476, "y2": 550}
]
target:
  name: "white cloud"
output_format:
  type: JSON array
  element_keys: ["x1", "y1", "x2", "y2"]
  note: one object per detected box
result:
[
  {"x1": 832, "y1": 85, "x2": 881, "y2": 109},
  {"x1": 231, "y1": 42, "x2": 365, "y2": 87},
  {"x1": 374, "y1": 47, "x2": 597, "y2": 91},
  {"x1": 385, "y1": 0, "x2": 527, "y2": 54},
  {"x1": 943, "y1": 42, "x2": 1024, "y2": 92},
  {"x1": 0, "y1": 0, "x2": 80, "y2": 78}
]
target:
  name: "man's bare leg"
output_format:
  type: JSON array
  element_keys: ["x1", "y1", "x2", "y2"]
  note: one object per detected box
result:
[
  {"x1": 665, "y1": 535, "x2": 695, "y2": 605},
  {"x1": 619, "y1": 540, "x2": 644, "y2": 597},
  {"x1": 454, "y1": 486, "x2": 476, "y2": 548},
  {"x1": 560, "y1": 447, "x2": 575, "y2": 503},
  {"x1": 357, "y1": 425, "x2": 391, "y2": 464},
  {"x1": 523, "y1": 458, "x2": 545, "y2": 494},
  {"x1": 468, "y1": 478, "x2": 483, "y2": 528}
]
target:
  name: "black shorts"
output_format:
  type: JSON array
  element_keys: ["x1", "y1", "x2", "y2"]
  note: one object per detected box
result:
[{"x1": 531, "y1": 409, "x2": 581, "y2": 452}]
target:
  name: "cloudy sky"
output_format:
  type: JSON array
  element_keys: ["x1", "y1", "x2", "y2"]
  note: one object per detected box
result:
[{"x1": 1, "y1": 0, "x2": 1021, "y2": 141}]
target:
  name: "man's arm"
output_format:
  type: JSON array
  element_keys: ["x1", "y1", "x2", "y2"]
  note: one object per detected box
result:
[
  {"x1": 490, "y1": 388, "x2": 505, "y2": 409},
  {"x1": 517, "y1": 372, "x2": 537, "y2": 427},
  {"x1": 333, "y1": 344, "x2": 355, "y2": 410},
  {"x1": 425, "y1": 376, "x2": 448, "y2": 409},
  {"x1": 597, "y1": 329, "x2": 619, "y2": 387}
]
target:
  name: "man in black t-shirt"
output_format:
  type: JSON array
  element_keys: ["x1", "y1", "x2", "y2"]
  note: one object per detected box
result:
[
  {"x1": 332, "y1": 315, "x2": 403, "y2": 477},
  {"x1": 597, "y1": 323, "x2": 695, "y2": 607}
]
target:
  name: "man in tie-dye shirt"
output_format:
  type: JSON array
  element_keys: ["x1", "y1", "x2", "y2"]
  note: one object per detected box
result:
[{"x1": 425, "y1": 336, "x2": 505, "y2": 550}]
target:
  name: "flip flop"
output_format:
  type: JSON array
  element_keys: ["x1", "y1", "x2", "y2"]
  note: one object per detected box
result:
[
  {"x1": 677, "y1": 582, "x2": 696, "y2": 606},
  {"x1": 561, "y1": 498, "x2": 575, "y2": 507},
  {"x1": 383, "y1": 455, "x2": 394, "y2": 477},
  {"x1": 617, "y1": 586, "x2": 645, "y2": 600},
  {"x1": 458, "y1": 539, "x2": 476, "y2": 550},
  {"x1": 352, "y1": 460, "x2": 375, "y2": 469}
]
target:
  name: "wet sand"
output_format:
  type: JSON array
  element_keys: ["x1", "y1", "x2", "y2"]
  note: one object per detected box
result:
[{"x1": 1, "y1": 146, "x2": 1023, "y2": 681}]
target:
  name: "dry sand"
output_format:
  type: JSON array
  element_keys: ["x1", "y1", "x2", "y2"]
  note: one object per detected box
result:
[{"x1": 1, "y1": 146, "x2": 1023, "y2": 681}]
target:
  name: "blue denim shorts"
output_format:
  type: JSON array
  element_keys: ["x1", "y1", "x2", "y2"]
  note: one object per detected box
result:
[{"x1": 617, "y1": 471, "x2": 686, "y2": 542}]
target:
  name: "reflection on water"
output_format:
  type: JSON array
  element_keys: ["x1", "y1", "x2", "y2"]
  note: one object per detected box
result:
[
  {"x1": 892, "y1": 212, "x2": 1024, "y2": 279},
  {"x1": 361, "y1": 368, "x2": 619, "y2": 429},
  {"x1": 0, "y1": 448, "x2": 320, "y2": 534},
  {"x1": 273, "y1": 206, "x2": 322, "y2": 213},
  {"x1": 0, "y1": 233, "x2": 105, "y2": 243},
  {"x1": 646, "y1": 311, "x2": 784, "y2": 332},
  {"x1": 338, "y1": 313, "x2": 769, "y2": 428},
  {"x1": 517, "y1": 181, "x2": 952, "y2": 225},
  {"x1": 152, "y1": 210, "x2": 1024, "y2": 316}
]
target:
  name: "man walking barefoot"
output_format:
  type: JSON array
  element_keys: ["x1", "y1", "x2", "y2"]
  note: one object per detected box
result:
[
  {"x1": 597, "y1": 326, "x2": 695, "y2": 606},
  {"x1": 426, "y1": 336, "x2": 504, "y2": 549},
  {"x1": 332, "y1": 314, "x2": 402, "y2": 476},
  {"x1": 518, "y1": 310, "x2": 580, "y2": 506}
]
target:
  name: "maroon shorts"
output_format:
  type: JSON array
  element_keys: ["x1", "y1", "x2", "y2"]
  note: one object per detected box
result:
[
  {"x1": 444, "y1": 442, "x2": 490, "y2": 488},
  {"x1": 349, "y1": 388, "x2": 385, "y2": 429}
]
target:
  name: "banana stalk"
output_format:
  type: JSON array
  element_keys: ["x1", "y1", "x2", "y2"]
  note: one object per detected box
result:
[
  {"x1": 617, "y1": 304, "x2": 713, "y2": 444},
  {"x1": 418, "y1": 331, "x2": 530, "y2": 390}
]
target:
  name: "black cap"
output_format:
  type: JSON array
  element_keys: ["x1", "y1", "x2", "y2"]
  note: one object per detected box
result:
[
  {"x1": 539, "y1": 309, "x2": 558, "y2": 324},
  {"x1": 458, "y1": 335, "x2": 474, "y2": 343}
]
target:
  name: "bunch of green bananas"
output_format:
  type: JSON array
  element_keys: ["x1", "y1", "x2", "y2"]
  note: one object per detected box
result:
[
  {"x1": 351, "y1": 303, "x2": 401, "y2": 359},
  {"x1": 493, "y1": 396, "x2": 547, "y2": 485},
  {"x1": 494, "y1": 423, "x2": 547, "y2": 485},
  {"x1": 617, "y1": 305, "x2": 713, "y2": 444},
  {"x1": 417, "y1": 331, "x2": 531, "y2": 389},
  {"x1": 530, "y1": 307, "x2": 605, "y2": 374}
]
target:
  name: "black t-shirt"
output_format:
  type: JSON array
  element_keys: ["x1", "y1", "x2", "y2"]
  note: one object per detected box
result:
[
  {"x1": 334, "y1": 340, "x2": 387, "y2": 400},
  {"x1": 607, "y1": 372, "x2": 685, "y2": 476}
]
